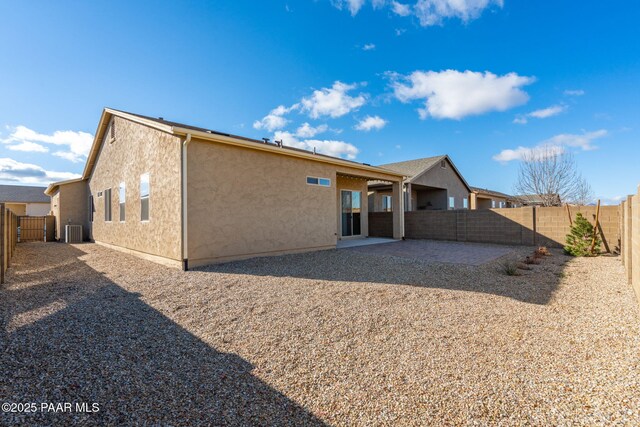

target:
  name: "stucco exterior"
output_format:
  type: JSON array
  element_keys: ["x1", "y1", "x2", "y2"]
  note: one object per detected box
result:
[
  {"x1": 50, "y1": 180, "x2": 89, "y2": 241},
  {"x1": 87, "y1": 116, "x2": 183, "y2": 264},
  {"x1": 6, "y1": 204, "x2": 26, "y2": 216},
  {"x1": 410, "y1": 159, "x2": 469, "y2": 209},
  {"x1": 47, "y1": 108, "x2": 404, "y2": 269},
  {"x1": 186, "y1": 139, "x2": 338, "y2": 266},
  {"x1": 369, "y1": 156, "x2": 470, "y2": 212}
]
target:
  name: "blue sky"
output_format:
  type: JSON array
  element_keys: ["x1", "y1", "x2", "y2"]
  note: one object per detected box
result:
[{"x1": 0, "y1": 0, "x2": 638, "y2": 203}]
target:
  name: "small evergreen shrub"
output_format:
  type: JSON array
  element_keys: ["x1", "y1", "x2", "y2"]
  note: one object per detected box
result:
[{"x1": 564, "y1": 213, "x2": 600, "y2": 256}]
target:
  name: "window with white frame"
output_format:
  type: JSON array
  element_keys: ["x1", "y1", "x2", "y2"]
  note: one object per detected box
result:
[
  {"x1": 140, "y1": 173, "x2": 150, "y2": 221},
  {"x1": 382, "y1": 195, "x2": 392, "y2": 212},
  {"x1": 306, "y1": 176, "x2": 331, "y2": 187},
  {"x1": 104, "y1": 188, "x2": 112, "y2": 221},
  {"x1": 449, "y1": 196, "x2": 455, "y2": 209},
  {"x1": 463, "y1": 198, "x2": 469, "y2": 209},
  {"x1": 119, "y1": 182, "x2": 126, "y2": 221},
  {"x1": 492, "y1": 200, "x2": 496, "y2": 208}
]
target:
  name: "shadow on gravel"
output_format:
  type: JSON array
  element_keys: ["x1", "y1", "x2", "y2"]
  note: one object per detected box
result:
[
  {"x1": 199, "y1": 242, "x2": 571, "y2": 305},
  {"x1": 0, "y1": 244, "x2": 326, "y2": 426}
]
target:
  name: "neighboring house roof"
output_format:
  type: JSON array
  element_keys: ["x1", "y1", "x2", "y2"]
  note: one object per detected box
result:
[
  {"x1": 0, "y1": 185, "x2": 49, "y2": 203},
  {"x1": 471, "y1": 186, "x2": 513, "y2": 200},
  {"x1": 377, "y1": 155, "x2": 472, "y2": 192},
  {"x1": 78, "y1": 108, "x2": 405, "y2": 185},
  {"x1": 515, "y1": 194, "x2": 562, "y2": 205}
]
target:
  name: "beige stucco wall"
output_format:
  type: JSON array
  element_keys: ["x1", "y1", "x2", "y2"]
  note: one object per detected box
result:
[
  {"x1": 411, "y1": 159, "x2": 469, "y2": 209},
  {"x1": 53, "y1": 180, "x2": 89, "y2": 241},
  {"x1": 26, "y1": 202, "x2": 51, "y2": 216},
  {"x1": 5, "y1": 203, "x2": 26, "y2": 216},
  {"x1": 186, "y1": 139, "x2": 339, "y2": 265},
  {"x1": 88, "y1": 116, "x2": 182, "y2": 262}
]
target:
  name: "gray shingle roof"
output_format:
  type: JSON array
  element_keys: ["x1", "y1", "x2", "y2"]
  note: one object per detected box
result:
[
  {"x1": 471, "y1": 186, "x2": 513, "y2": 199},
  {"x1": 0, "y1": 185, "x2": 49, "y2": 203},
  {"x1": 378, "y1": 156, "x2": 446, "y2": 179}
]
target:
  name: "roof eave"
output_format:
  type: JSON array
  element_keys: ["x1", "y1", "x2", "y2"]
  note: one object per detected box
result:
[{"x1": 170, "y1": 125, "x2": 405, "y2": 180}]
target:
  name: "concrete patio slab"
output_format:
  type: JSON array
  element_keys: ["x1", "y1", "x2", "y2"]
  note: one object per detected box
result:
[
  {"x1": 336, "y1": 237, "x2": 398, "y2": 249},
  {"x1": 344, "y1": 239, "x2": 516, "y2": 265}
]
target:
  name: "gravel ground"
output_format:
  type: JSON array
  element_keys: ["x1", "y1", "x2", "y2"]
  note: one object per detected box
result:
[{"x1": 1, "y1": 242, "x2": 639, "y2": 426}]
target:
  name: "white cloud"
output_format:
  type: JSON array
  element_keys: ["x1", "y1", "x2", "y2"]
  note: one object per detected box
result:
[
  {"x1": 414, "y1": 0, "x2": 503, "y2": 26},
  {"x1": 275, "y1": 131, "x2": 359, "y2": 160},
  {"x1": 391, "y1": 69, "x2": 534, "y2": 120},
  {"x1": 295, "y1": 123, "x2": 328, "y2": 138},
  {"x1": 513, "y1": 104, "x2": 567, "y2": 124},
  {"x1": 493, "y1": 129, "x2": 608, "y2": 162},
  {"x1": 355, "y1": 115, "x2": 388, "y2": 131},
  {"x1": 2, "y1": 125, "x2": 93, "y2": 163},
  {"x1": 564, "y1": 89, "x2": 585, "y2": 96},
  {"x1": 395, "y1": 28, "x2": 407, "y2": 36},
  {"x1": 7, "y1": 141, "x2": 49, "y2": 153},
  {"x1": 0, "y1": 157, "x2": 81, "y2": 185},
  {"x1": 332, "y1": 0, "x2": 366, "y2": 15},
  {"x1": 300, "y1": 81, "x2": 366, "y2": 119},
  {"x1": 391, "y1": 1, "x2": 412, "y2": 16},
  {"x1": 253, "y1": 104, "x2": 299, "y2": 132},
  {"x1": 362, "y1": 43, "x2": 376, "y2": 51},
  {"x1": 332, "y1": 0, "x2": 502, "y2": 25}
]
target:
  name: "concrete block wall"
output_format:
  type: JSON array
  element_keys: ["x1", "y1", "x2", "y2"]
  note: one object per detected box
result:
[
  {"x1": 535, "y1": 206, "x2": 620, "y2": 252},
  {"x1": 368, "y1": 205, "x2": 619, "y2": 251},
  {"x1": 368, "y1": 212, "x2": 394, "y2": 238}
]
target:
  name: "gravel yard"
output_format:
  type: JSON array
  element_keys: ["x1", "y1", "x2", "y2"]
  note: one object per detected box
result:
[{"x1": 1, "y1": 242, "x2": 639, "y2": 426}]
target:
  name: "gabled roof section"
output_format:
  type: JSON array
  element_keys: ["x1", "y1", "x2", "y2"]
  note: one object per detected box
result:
[
  {"x1": 81, "y1": 108, "x2": 405, "y2": 182},
  {"x1": 0, "y1": 185, "x2": 49, "y2": 203},
  {"x1": 378, "y1": 155, "x2": 471, "y2": 192},
  {"x1": 44, "y1": 178, "x2": 84, "y2": 196},
  {"x1": 471, "y1": 186, "x2": 513, "y2": 199}
]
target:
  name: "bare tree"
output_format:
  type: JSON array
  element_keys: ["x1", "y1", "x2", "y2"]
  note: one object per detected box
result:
[
  {"x1": 514, "y1": 146, "x2": 591, "y2": 207},
  {"x1": 571, "y1": 176, "x2": 595, "y2": 206}
]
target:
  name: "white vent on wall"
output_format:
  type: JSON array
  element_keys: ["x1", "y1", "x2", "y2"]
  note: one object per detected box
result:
[{"x1": 65, "y1": 225, "x2": 83, "y2": 243}]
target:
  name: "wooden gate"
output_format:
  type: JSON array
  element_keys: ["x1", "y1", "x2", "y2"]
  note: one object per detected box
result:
[{"x1": 18, "y1": 216, "x2": 55, "y2": 242}]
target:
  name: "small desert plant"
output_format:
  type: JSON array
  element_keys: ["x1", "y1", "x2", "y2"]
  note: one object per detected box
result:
[
  {"x1": 517, "y1": 263, "x2": 532, "y2": 271},
  {"x1": 564, "y1": 213, "x2": 600, "y2": 256},
  {"x1": 535, "y1": 246, "x2": 550, "y2": 257},
  {"x1": 499, "y1": 260, "x2": 520, "y2": 276},
  {"x1": 524, "y1": 255, "x2": 541, "y2": 265}
]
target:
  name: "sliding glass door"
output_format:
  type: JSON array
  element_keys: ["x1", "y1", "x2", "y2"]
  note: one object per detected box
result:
[{"x1": 341, "y1": 190, "x2": 361, "y2": 237}]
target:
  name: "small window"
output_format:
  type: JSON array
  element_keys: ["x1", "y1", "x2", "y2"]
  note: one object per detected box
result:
[
  {"x1": 449, "y1": 196, "x2": 455, "y2": 209},
  {"x1": 104, "y1": 188, "x2": 112, "y2": 221},
  {"x1": 440, "y1": 160, "x2": 446, "y2": 168},
  {"x1": 382, "y1": 195, "x2": 392, "y2": 212},
  {"x1": 307, "y1": 176, "x2": 330, "y2": 187},
  {"x1": 463, "y1": 198, "x2": 469, "y2": 209},
  {"x1": 140, "y1": 173, "x2": 150, "y2": 221},
  {"x1": 119, "y1": 182, "x2": 126, "y2": 222},
  {"x1": 491, "y1": 200, "x2": 496, "y2": 208}
]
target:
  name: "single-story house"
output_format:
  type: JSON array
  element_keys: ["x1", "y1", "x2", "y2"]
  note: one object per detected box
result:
[
  {"x1": 0, "y1": 184, "x2": 50, "y2": 216},
  {"x1": 470, "y1": 187, "x2": 519, "y2": 209},
  {"x1": 368, "y1": 155, "x2": 471, "y2": 212},
  {"x1": 45, "y1": 108, "x2": 405, "y2": 269},
  {"x1": 47, "y1": 178, "x2": 90, "y2": 241}
]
